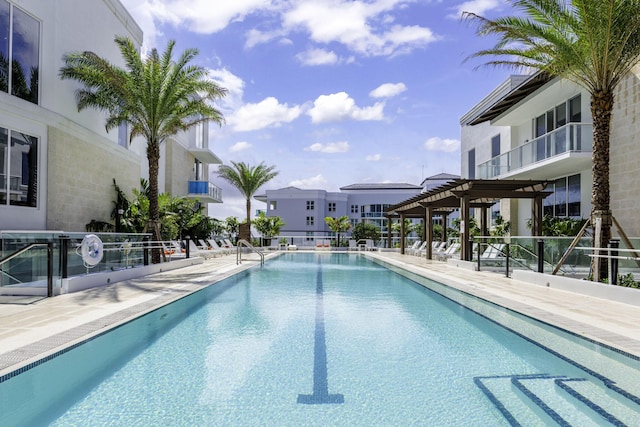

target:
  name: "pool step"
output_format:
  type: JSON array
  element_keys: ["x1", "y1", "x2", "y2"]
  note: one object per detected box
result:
[{"x1": 475, "y1": 374, "x2": 639, "y2": 426}]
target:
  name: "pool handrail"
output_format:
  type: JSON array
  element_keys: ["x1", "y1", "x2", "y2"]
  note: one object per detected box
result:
[{"x1": 236, "y1": 239, "x2": 264, "y2": 266}]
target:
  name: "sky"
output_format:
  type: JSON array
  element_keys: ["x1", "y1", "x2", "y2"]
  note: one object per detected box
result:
[{"x1": 119, "y1": 0, "x2": 513, "y2": 220}]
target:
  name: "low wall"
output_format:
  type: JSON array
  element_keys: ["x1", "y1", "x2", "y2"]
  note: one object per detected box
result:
[{"x1": 512, "y1": 269, "x2": 640, "y2": 307}]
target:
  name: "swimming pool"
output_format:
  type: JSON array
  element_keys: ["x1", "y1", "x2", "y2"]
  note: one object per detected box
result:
[{"x1": 1, "y1": 253, "x2": 639, "y2": 425}]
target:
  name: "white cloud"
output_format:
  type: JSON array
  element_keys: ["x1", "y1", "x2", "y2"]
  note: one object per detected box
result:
[
  {"x1": 424, "y1": 137, "x2": 460, "y2": 153},
  {"x1": 229, "y1": 141, "x2": 252, "y2": 152},
  {"x1": 207, "y1": 68, "x2": 245, "y2": 112},
  {"x1": 449, "y1": 0, "x2": 502, "y2": 19},
  {"x1": 283, "y1": 0, "x2": 439, "y2": 57},
  {"x1": 308, "y1": 92, "x2": 384, "y2": 123},
  {"x1": 228, "y1": 97, "x2": 303, "y2": 132},
  {"x1": 296, "y1": 48, "x2": 339, "y2": 66},
  {"x1": 305, "y1": 141, "x2": 350, "y2": 153},
  {"x1": 370, "y1": 82, "x2": 407, "y2": 98},
  {"x1": 289, "y1": 174, "x2": 328, "y2": 189},
  {"x1": 366, "y1": 153, "x2": 382, "y2": 161}
]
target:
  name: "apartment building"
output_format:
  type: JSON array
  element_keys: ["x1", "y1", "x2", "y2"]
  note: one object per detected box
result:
[
  {"x1": 256, "y1": 183, "x2": 422, "y2": 243},
  {"x1": 0, "y1": 0, "x2": 222, "y2": 232},
  {"x1": 460, "y1": 73, "x2": 594, "y2": 235}
]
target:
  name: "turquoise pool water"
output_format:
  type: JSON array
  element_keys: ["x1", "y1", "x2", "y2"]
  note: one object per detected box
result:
[{"x1": 1, "y1": 253, "x2": 639, "y2": 426}]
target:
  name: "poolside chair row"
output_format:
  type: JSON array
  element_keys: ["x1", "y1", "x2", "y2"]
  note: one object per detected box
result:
[{"x1": 162, "y1": 238, "x2": 236, "y2": 260}]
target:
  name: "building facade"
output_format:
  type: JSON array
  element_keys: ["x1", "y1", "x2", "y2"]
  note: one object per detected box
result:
[
  {"x1": 460, "y1": 73, "x2": 593, "y2": 235},
  {"x1": 256, "y1": 183, "x2": 423, "y2": 243},
  {"x1": 0, "y1": 0, "x2": 222, "y2": 233}
]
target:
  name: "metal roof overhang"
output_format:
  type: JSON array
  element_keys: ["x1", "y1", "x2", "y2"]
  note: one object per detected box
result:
[{"x1": 467, "y1": 72, "x2": 553, "y2": 126}]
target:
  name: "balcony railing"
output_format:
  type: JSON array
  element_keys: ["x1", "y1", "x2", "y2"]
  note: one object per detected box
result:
[
  {"x1": 477, "y1": 123, "x2": 592, "y2": 179},
  {"x1": 188, "y1": 181, "x2": 222, "y2": 202}
]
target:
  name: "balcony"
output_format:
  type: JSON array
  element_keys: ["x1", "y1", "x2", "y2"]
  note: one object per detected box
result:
[
  {"x1": 188, "y1": 181, "x2": 223, "y2": 203},
  {"x1": 477, "y1": 123, "x2": 593, "y2": 180}
]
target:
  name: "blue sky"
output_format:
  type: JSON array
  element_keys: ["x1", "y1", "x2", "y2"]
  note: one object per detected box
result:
[{"x1": 119, "y1": 0, "x2": 511, "y2": 219}]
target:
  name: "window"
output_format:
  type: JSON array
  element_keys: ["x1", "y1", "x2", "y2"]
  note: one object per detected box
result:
[
  {"x1": 467, "y1": 149, "x2": 475, "y2": 179},
  {"x1": 350, "y1": 204, "x2": 358, "y2": 213},
  {"x1": 1, "y1": 2, "x2": 40, "y2": 104},
  {"x1": 544, "y1": 174, "x2": 581, "y2": 218},
  {"x1": 269, "y1": 201, "x2": 277, "y2": 211},
  {"x1": 306, "y1": 216, "x2": 314, "y2": 226},
  {"x1": 306, "y1": 200, "x2": 314, "y2": 210},
  {"x1": 306, "y1": 232, "x2": 314, "y2": 241},
  {"x1": 0, "y1": 126, "x2": 38, "y2": 207},
  {"x1": 491, "y1": 135, "x2": 500, "y2": 176},
  {"x1": 328, "y1": 202, "x2": 336, "y2": 212},
  {"x1": 118, "y1": 122, "x2": 128, "y2": 148}
]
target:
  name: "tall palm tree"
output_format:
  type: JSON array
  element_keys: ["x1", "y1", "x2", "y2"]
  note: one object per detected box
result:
[
  {"x1": 60, "y1": 36, "x2": 227, "y2": 262},
  {"x1": 217, "y1": 161, "x2": 279, "y2": 240},
  {"x1": 464, "y1": 0, "x2": 640, "y2": 280}
]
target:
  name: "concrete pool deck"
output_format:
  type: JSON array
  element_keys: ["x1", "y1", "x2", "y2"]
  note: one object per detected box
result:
[{"x1": 1, "y1": 250, "x2": 640, "y2": 377}]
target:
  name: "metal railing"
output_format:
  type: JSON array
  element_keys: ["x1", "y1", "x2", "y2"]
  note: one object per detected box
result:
[
  {"x1": 477, "y1": 123, "x2": 592, "y2": 179},
  {"x1": 0, "y1": 242, "x2": 54, "y2": 297},
  {"x1": 236, "y1": 239, "x2": 264, "y2": 266}
]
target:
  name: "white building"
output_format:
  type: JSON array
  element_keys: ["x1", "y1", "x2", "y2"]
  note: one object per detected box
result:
[
  {"x1": 460, "y1": 73, "x2": 593, "y2": 235},
  {"x1": 0, "y1": 0, "x2": 222, "y2": 233},
  {"x1": 256, "y1": 183, "x2": 423, "y2": 244}
]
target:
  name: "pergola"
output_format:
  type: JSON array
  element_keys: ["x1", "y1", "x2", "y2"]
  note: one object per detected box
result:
[{"x1": 385, "y1": 179, "x2": 550, "y2": 260}]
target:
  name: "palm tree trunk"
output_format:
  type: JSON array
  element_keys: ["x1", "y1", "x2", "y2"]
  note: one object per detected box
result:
[
  {"x1": 590, "y1": 89, "x2": 613, "y2": 281},
  {"x1": 147, "y1": 140, "x2": 161, "y2": 263}
]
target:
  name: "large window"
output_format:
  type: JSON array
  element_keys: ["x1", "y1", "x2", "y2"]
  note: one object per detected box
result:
[
  {"x1": 0, "y1": 126, "x2": 38, "y2": 207},
  {"x1": 544, "y1": 174, "x2": 581, "y2": 218},
  {"x1": 468, "y1": 149, "x2": 475, "y2": 179},
  {"x1": 0, "y1": 1, "x2": 40, "y2": 104}
]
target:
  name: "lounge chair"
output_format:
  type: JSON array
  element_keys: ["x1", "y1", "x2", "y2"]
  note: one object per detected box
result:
[
  {"x1": 436, "y1": 242, "x2": 461, "y2": 260},
  {"x1": 409, "y1": 241, "x2": 427, "y2": 256},
  {"x1": 348, "y1": 240, "x2": 358, "y2": 251},
  {"x1": 406, "y1": 241, "x2": 421, "y2": 255},
  {"x1": 478, "y1": 243, "x2": 506, "y2": 264},
  {"x1": 186, "y1": 239, "x2": 217, "y2": 259},
  {"x1": 206, "y1": 239, "x2": 228, "y2": 256},
  {"x1": 162, "y1": 241, "x2": 185, "y2": 261}
]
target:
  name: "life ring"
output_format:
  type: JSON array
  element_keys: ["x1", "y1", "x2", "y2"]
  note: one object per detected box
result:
[{"x1": 80, "y1": 234, "x2": 104, "y2": 267}]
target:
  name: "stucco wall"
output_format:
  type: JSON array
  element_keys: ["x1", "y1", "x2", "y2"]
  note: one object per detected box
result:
[
  {"x1": 47, "y1": 127, "x2": 140, "y2": 231},
  {"x1": 164, "y1": 139, "x2": 194, "y2": 197},
  {"x1": 610, "y1": 65, "x2": 640, "y2": 236}
]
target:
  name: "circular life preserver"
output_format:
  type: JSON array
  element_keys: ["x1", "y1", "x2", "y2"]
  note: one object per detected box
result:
[{"x1": 81, "y1": 234, "x2": 104, "y2": 267}]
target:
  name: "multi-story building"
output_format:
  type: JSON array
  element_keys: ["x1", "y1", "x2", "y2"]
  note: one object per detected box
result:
[
  {"x1": 256, "y1": 183, "x2": 422, "y2": 244},
  {"x1": 460, "y1": 73, "x2": 594, "y2": 234},
  {"x1": 0, "y1": 0, "x2": 222, "y2": 233}
]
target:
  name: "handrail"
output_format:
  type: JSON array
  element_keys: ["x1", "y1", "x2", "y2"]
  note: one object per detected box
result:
[
  {"x1": 0, "y1": 242, "x2": 54, "y2": 297},
  {"x1": 236, "y1": 239, "x2": 264, "y2": 266}
]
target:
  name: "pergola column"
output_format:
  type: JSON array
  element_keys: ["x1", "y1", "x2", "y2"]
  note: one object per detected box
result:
[
  {"x1": 400, "y1": 214, "x2": 406, "y2": 253},
  {"x1": 480, "y1": 206, "x2": 489, "y2": 237},
  {"x1": 532, "y1": 195, "x2": 544, "y2": 236},
  {"x1": 441, "y1": 212, "x2": 448, "y2": 243},
  {"x1": 460, "y1": 195, "x2": 470, "y2": 261},
  {"x1": 425, "y1": 206, "x2": 433, "y2": 259},
  {"x1": 387, "y1": 216, "x2": 393, "y2": 250}
]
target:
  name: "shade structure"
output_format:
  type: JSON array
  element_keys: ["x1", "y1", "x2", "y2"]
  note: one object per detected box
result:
[{"x1": 385, "y1": 179, "x2": 550, "y2": 260}]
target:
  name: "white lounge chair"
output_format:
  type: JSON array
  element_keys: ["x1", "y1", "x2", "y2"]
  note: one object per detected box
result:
[
  {"x1": 186, "y1": 239, "x2": 217, "y2": 259},
  {"x1": 410, "y1": 241, "x2": 427, "y2": 256},
  {"x1": 206, "y1": 239, "x2": 227, "y2": 256},
  {"x1": 406, "y1": 241, "x2": 421, "y2": 255},
  {"x1": 437, "y1": 242, "x2": 461, "y2": 260}
]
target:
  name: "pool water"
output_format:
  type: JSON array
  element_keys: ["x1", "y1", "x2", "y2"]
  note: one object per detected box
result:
[{"x1": 1, "y1": 253, "x2": 639, "y2": 426}]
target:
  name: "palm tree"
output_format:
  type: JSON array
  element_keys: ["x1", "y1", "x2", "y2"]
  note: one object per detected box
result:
[
  {"x1": 325, "y1": 215, "x2": 351, "y2": 247},
  {"x1": 60, "y1": 36, "x2": 227, "y2": 262},
  {"x1": 217, "y1": 161, "x2": 279, "y2": 241},
  {"x1": 464, "y1": 0, "x2": 640, "y2": 280}
]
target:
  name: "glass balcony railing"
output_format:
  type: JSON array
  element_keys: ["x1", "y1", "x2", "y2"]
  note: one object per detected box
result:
[
  {"x1": 477, "y1": 123, "x2": 593, "y2": 179},
  {"x1": 188, "y1": 181, "x2": 222, "y2": 202}
]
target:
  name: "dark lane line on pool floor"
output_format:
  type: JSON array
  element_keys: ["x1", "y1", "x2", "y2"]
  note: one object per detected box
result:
[{"x1": 297, "y1": 256, "x2": 344, "y2": 405}]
